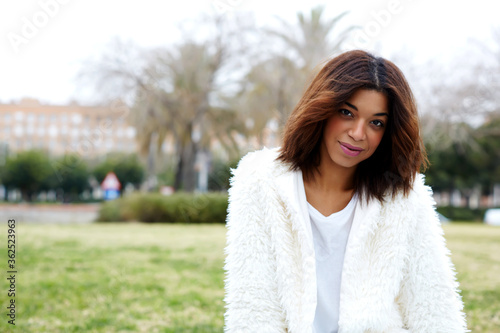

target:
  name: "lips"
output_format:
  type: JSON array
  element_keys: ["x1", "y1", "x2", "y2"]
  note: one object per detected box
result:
[{"x1": 339, "y1": 141, "x2": 364, "y2": 157}]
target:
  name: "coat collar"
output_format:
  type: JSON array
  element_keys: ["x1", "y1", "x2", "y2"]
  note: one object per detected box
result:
[
  {"x1": 273, "y1": 158, "x2": 382, "y2": 257},
  {"x1": 272, "y1": 165, "x2": 317, "y2": 332},
  {"x1": 270, "y1": 151, "x2": 385, "y2": 332}
]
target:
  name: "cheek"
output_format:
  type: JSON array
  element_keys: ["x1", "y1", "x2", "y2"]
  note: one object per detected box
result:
[
  {"x1": 325, "y1": 117, "x2": 346, "y2": 137},
  {"x1": 369, "y1": 131, "x2": 386, "y2": 150}
]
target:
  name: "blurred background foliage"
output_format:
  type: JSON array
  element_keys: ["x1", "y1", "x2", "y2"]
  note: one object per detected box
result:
[{"x1": 2, "y1": 6, "x2": 500, "y2": 217}]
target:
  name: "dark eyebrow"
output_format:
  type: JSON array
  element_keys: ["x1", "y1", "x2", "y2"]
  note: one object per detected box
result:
[
  {"x1": 345, "y1": 101, "x2": 357, "y2": 110},
  {"x1": 345, "y1": 101, "x2": 389, "y2": 117}
]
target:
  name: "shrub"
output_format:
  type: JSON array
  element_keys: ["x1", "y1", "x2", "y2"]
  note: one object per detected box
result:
[
  {"x1": 436, "y1": 206, "x2": 489, "y2": 222},
  {"x1": 96, "y1": 192, "x2": 229, "y2": 223},
  {"x1": 173, "y1": 192, "x2": 229, "y2": 223},
  {"x1": 97, "y1": 199, "x2": 122, "y2": 222}
]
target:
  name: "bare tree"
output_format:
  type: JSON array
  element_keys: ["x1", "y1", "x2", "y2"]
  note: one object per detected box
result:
[{"x1": 79, "y1": 13, "x2": 252, "y2": 192}]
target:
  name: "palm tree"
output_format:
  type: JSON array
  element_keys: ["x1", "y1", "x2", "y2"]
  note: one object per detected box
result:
[
  {"x1": 236, "y1": 6, "x2": 354, "y2": 141},
  {"x1": 235, "y1": 55, "x2": 303, "y2": 144},
  {"x1": 266, "y1": 5, "x2": 353, "y2": 73}
]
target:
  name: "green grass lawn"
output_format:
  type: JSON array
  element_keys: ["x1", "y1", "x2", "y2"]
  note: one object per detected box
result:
[
  {"x1": 443, "y1": 223, "x2": 500, "y2": 332},
  {"x1": 0, "y1": 222, "x2": 498, "y2": 332}
]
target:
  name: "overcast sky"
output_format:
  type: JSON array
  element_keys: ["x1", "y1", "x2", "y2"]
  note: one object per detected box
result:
[{"x1": 0, "y1": 0, "x2": 498, "y2": 105}]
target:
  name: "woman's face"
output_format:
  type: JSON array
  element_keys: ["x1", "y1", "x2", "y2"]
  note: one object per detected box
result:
[{"x1": 321, "y1": 89, "x2": 389, "y2": 171}]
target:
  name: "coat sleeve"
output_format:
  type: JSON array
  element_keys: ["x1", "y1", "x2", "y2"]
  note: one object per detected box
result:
[
  {"x1": 223, "y1": 153, "x2": 287, "y2": 332},
  {"x1": 397, "y1": 175, "x2": 469, "y2": 332}
]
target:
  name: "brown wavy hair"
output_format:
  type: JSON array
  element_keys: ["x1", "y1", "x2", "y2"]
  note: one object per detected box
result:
[{"x1": 277, "y1": 50, "x2": 428, "y2": 203}]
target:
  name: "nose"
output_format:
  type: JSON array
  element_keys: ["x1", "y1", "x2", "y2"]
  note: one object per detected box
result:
[{"x1": 348, "y1": 120, "x2": 366, "y2": 141}]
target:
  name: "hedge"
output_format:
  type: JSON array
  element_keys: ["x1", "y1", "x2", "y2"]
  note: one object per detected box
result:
[
  {"x1": 436, "y1": 206, "x2": 489, "y2": 222},
  {"x1": 97, "y1": 192, "x2": 229, "y2": 223},
  {"x1": 98, "y1": 194, "x2": 490, "y2": 223}
]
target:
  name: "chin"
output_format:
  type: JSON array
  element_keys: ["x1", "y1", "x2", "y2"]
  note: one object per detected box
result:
[
  {"x1": 334, "y1": 157, "x2": 361, "y2": 169},
  {"x1": 338, "y1": 153, "x2": 370, "y2": 169}
]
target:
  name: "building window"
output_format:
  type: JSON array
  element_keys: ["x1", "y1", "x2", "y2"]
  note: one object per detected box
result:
[
  {"x1": 15, "y1": 111, "x2": 24, "y2": 122},
  {"x1": 14, "y1": 125, "x2": 24, "y2": 137},
  {"x1": 4, "y1": 113, "x2": 11, "y2": 122},
  {"x1": 90, "y1": 129, "x2": 103, "y2": 144},
  {"x1": 38, "y1": 114, "x2": 45, "y2": 123},
  {"x1": 71, "y1": 114, "x2": 82, "y2": 125},
  {"x1": 48, "y1": 125, "x2": 58, "y2": 137},
  {"x1": 27, "y1": 113, "x2": 35, "y2": 122}
]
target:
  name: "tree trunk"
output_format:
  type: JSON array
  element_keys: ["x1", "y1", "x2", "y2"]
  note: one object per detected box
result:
[
  {"x1": 181, "y1": 139, "x2": 198, "y2": 192},
  {"x1": 174, "y1": 151, "x2": 183, "y2": 191},
  {"x1": 147, "y1": 132, "x2": 158, "y2": 181},
  {"x1": 21, "y1": 190, "x2": 29, "y2": 202}
]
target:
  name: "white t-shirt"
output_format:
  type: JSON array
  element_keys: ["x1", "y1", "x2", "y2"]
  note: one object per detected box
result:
[{"x1": 307, "y1": 192, "x2": 357, "y2": 333}]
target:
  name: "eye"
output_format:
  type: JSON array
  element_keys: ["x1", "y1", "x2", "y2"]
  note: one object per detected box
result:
[
  {"x1": 339, "y1": 109, "x2": 353, "y2": 117},
  {"x1": 371, "y1": 120, "x2": 385, "y2": 128}
]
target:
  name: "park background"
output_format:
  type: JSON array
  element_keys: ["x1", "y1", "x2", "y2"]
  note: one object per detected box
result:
[{"x1": 1, "y1": 0, "x2": 500, "y2": 332}]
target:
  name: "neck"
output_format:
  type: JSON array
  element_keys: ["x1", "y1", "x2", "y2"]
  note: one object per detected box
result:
[{"x1": 307, "y1": 161, "x2": 356, "y2": 194}]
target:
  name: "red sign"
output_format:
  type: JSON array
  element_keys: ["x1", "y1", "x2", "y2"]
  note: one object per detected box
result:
[{"x1": 101, "y1": 172, "x2": 121, "y2": 190}]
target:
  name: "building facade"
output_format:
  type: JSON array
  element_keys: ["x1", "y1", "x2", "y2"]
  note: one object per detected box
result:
[{"x1": 0, "y1": 98, "x2": 138, "y2": 157}]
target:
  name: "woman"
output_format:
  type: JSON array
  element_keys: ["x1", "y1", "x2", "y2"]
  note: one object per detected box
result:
[{"x1": 224, "y1": 50, "x2": 468, "y2": 332}]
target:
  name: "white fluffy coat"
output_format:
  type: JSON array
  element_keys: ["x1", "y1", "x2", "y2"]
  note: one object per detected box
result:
[{"x1": 224, "y1": 147, "x2": 468, "y2": 333}]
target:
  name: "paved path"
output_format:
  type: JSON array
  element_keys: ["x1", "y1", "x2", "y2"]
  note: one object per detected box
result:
[{"x1": 0, "y1": 203, "x2": 100, "y2": 223}]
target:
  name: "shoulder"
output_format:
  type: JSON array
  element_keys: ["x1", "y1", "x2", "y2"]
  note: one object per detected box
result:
[
  {"x1": 228, "y1": 147, "x2": 294, "y2": 214},
  {"x1": 380, "y1": 173, "x2": 436, "y2": 223},
  {"x1": 383, "y1": 173, "x2": 433, "y2": 205},
  {"x1": 231, "y1": 146, "x2": 290, "y2": 182},
  {"x1": 408, "y1": 173, "x2": 436, "y2": 211},
  {"x1": 227, "y1": 147, "x2": 292, "y2": 230},
  {"x1": 411, "y1": 173, "x2": 433, "y2": 196}
]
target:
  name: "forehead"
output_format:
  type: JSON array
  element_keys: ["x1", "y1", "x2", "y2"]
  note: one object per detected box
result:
[{"x1": 345, "y1": 89, "x2": 389, "y2": 114}]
